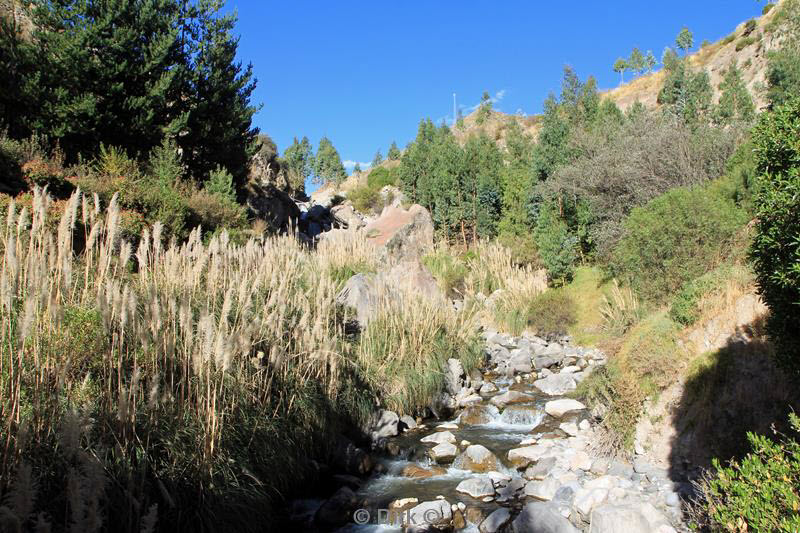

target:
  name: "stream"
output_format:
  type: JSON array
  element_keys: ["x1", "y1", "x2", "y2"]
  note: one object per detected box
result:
[{"x1": 289, "y1": 333, "x2": 687, "y2": 533}]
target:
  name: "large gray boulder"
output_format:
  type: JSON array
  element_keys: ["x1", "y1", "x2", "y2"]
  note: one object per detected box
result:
[
  {"x1": 544, "y1": 399, "x2": 586, "y2": 418},
  {"x1": 479, "y1": 508, "x2": 512, "y2": 533},
  {"x1": 455, "y1": 477, "x2": 495, "y2": 499},
  {"x1": 512, "y1": 501, "x2": 579, "y2": 533},
  {"x1": 445, "y1": 358, "x2": 466, "y2": 395},
  {"x1": 533, "y1": 374, "x2": 577, "y2": 396},
  {"x1": 369, "y1": 409, "x2": 399, "y2": 440},
  {"x1": 452, "y1": 444, "x2": 502, "y2": 473},
  {"x1": 403, "y1": 499, "x2": 452, "y2": 528}
]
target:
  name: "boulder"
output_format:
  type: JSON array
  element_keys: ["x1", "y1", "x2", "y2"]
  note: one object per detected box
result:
[
  {"x1": 574, "y1": 488, "x2": 609, "y2": 517},
  {"x1": 495, "y1": 477, "x2": 526, "y2": 502},
  {"x1": 589, "y1": 505, "x2": 652, "y2": 533},
  {"x1": 508, "y1": 445, "x2": 551, "y2": 467},
  {"x1": 314, "y1": 486, "x2": 359, "y2": 527},
  {"x1": 525, "y1": 456, "x2": 557, "y2": 480},
  {"x1": 245, "y1": 181, "x2": 301, "y2": 233},
  {"x1": 490, "y1": 390, "x2": 535, "y2": 407},
  {"x1": 370, "y1": 409, "x2": 400, "y2": 440},
  {"x1": 479, "y1": 381, "x2": 499, "y2": 395},
  {"x1": 364, "y1": 204, "x2": 434, "y2": 261},
  {"x1": 534, "y1": 374, "x2": 578, "y2": 396},
  {"x1": 337, "y1": 274, "x2": 377, "y2": 328},
  {"x1": 455, "y1": 477, "x2": 495, "y2": 499},
  {"x1": 429, "y1": 442, "x2": 458, "y2": 463},
  {"x1": 559, "y1": 422, "x2": 579, "y2": 436},
  {"x1": 459, "y1": 405, "x2": 499, "y2": 425},
  {"x1": 544, "y1": 399, "x2": 586, "y2": 418},
  {"x1": 524, "y1": 477, "x2": 560, "y2": 501},
  {"x1": 512, "y1": 501, "x2": 579, "y2": 533},
  {"x1": 421, "y1": 430, "x2": 456, "y2": 445},
  {"x1": 404, "y1": 499, "x2": 452, "y2": 528},
  {"x1": 452, "y1": 445, "x2": 502, "y2": 473},
  {"x1": 479, "y1": 508, "x2": 512, "y2": 533},
  {"x1": 399, "y1": 414, "x2": 418, "y2": 431},
  {"x1": 401, "y1": 464, "x2": 447, "y2": 479}
]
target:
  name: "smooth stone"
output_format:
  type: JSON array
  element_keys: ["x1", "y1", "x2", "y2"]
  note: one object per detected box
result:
[
  {"x1": 479, "y1": 381, "x2": 499, "y2": 394},
  {"x1": 525, "y1": 477, "x2": 560, "y2": 501},
  {"x1": 452, "y1": 444, "x2": 502, "y2": 473},
  {"x1": 534, "y1": 374, "x2": 578, "y2": 396},
  {"x1": 429, "y1": 442, "x2": 458, "y2": 463},
  {"x1": 525, "y1": 457, "x2": 557, "y2": 480},
  {"x1": 399, "y1": 414, "x2": 417, "y2": 430},
  {"x1": 460, "y1": 404, "x2": 500, "y2": 425},
  {"x1": 479, "y1": 507, "x2": 512, "y2": 533},
  {"x1": 545, "y1": 399, "x2": 586, "y2": 418},
  {"x1": 579, "y1": 419, "x2": 591, "y2": 431},
  {"x1": 456, "y1": 477, "x2": 495, "y2": 499},
  {"x1": 490, "y1": 390, "x2": 535, "y2": 407},
  {"x1": 370, "y1": 409, "x2": 399, "y2": 440},
  {"x1": 574, "y1": 488, "x2": 609, "y2": 517},
  {"x1": 437, "y1": 422, "x2": 459, "y2": 430},
  {"x1": 511, "y1": 501, "x2": 579, "y2": 533},
  {"x1": 559, "y1": 422, "x2": 578, "y2": 437},
  {"x1": 508, "y1": 445, "x2": 551, "y2": 467},
  {"x1": 421, "y1": 430, "x2": 456, "y2": 445},
  {"x1": 401, "y1": 464, "x2": 447, "y2": 478},
  {"x1": 569, "y1": 451, "x2": 592, "y2": 471},
  {"x1": 389, "y1": 497, "x2": 419, "y2": 510},
  {"x1": 404, "y1": 500, "x2": 452, "y2": 527}
]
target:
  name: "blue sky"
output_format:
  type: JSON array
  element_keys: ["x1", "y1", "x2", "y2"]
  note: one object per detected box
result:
[{"x1": 228, "y1": 1, "x2": 763, "y2": 188}]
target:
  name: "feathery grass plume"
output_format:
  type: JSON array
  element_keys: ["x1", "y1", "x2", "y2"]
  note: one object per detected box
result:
[{"x1": 599, "y1": 279, "x2": 641, "y2": 334}]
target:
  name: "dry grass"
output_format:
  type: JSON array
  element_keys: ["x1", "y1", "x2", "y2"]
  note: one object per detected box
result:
[{"x1": 0, "y1": 187, "x2": 477, "y2": 531}]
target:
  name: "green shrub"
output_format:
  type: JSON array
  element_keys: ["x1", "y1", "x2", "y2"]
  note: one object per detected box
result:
[
  {"x1": 366, "y1": 166, "x2": 397, "y2": 190},
  {"x1": 609, "y1": 183, "x2": 748, "y2": 302},
  {"x1": 750, "y1": 97, "x2": 800, "y2": 374},
  {"x1": 722, "y1": 34, "x2": 736, "y2": 45},
  {"x1": 188, "y1": 189, "x2": 248, "y2": 231},
  {"x1": 497, "y1": 232, "x2": 540, "y2": 267},
  {"x1": 348, "y1": 185, "x2": 382, "y2": 214},
  {"x1": 496, "y1": 288, "x2": 577, "y2": 336},
  {"x1": 534, "y1": 202, "x2": 577, "y2": 286},
  {"x1": 204, "y1": 166, "x2": 238, "y2": 203},
  {"x1": 744, "y1": 19, "x2": 758, "y2": 36},
  {"x1": 736, "y1": 35, "x2": 758, "y2": 51},
  {"x1": 700, "y1": 413, "x2": 800, "y2": 532}
]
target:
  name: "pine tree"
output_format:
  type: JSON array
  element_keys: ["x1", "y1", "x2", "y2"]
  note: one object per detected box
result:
[
  {"x1": 645, "y1": 50, "x2": 657, "y2": 72},
  {"x1": 388, "y1": 141, "x2": 400, "y2": 160},
  {"x1": 353, "y1": 162, "x2": 361, "y2": 174},
  {"x1": 372, "y1": 149, "x2": 383, "y2": 168},
  {"x1": 476, "y1": 91, "x2": 492, "y2": 125},
  {"x1": 629, "y1": 48, "x2": 645, "y2": 76},
  {"x1": 313, "y1": 137, "x2": 347, "y2": 185},
  {"x1": 283, "y1": 136, "x2": 314, "y2": 190}
]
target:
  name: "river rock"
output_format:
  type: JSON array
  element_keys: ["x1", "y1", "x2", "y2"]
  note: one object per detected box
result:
[
  {"x1": 508, "y1": 348, "x2": 534, "y2": 373},
  {"x1": 399, "y1": 414, "x2": 417, "y2": 431},
  {"x1": 479, "y1": 508, "x2": 512, "y2": 533},
  {"x1": 495, "y1": 477, "x2": 526, "y2": 502},
  {"x1": 534, "y1": 374, "x2": 578, "y2": 396},
  {"x1": 429, "y1": 442, "x2": 458, "y2": 463},
  {"x1": 544, "y1": 399, "x2": 586, "y2": 418},
  {"x1": 533, "y1": 356, "x2": 557, "y2": 370},
  {"x1": 314, "y1": 486, "x2": 359, "y2": 527},
  {"x1": 402, "y1": 464, "x2": 447, "y2": 478},
  {"x1": 456, "y1": 477, "x2": 495, "y2": 499},
  {"x1": 524, "y1": 477, "x2": 560, "y2": 501},
  {"x1": 559, "y1": 422, "x2": 579, "y2": 436},
  {"x1": 403, "y1": 499, "x2": 452, "y2": 528},
  {"x1": 589, "y1": 504, "x2": 652, "y2": 533},
  {"x1": 508, "y1": 445, "x2": 551, "y2": 467},
  {"x1": 479, "y1": 381, "x2": 499, "y2": 394},
  {"x1": 574, "y1": 487, "x2": 609, "y2": 517},
  {"x1": 452, "y1": 444, "x2": 502, "y2": 473},
  {"x1": 332, "y1": 436, "x2": 372, "y2": 475},
  {"x1": 525, "y1": 456, "x2": 557, "y2": 480},
  {"x1": 569, "y1": 450, "x2": 592, "y2": 471},
  {"x1": 370, "y1": 409, "x2": 400, "y2": 440},
  {"x1": 490, "y1": 390, "x2": 535, "y2": 407},
  {"x1": 538, "y1": 343, "x2": 564, "y2": 356},
  {"x1": 421, "y1": 430, "x2": 456, "y2": 445},
  {"x1": 389, "y1": 497, "x2": 419, "y2": 510},
  {"x1": 445, "y1": 358, "x2": 466, "y2": 395},
  {"x1": 460, "y1": 404, "x2": 499, "y2": 425},
  {"x1": 512, "y1": 501, "x2": 579, "y2": 533}
]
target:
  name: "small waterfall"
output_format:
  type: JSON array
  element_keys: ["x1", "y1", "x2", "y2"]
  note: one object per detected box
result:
[{"x1": 496, "y1": 405, "x2": 545, "y2": 430}]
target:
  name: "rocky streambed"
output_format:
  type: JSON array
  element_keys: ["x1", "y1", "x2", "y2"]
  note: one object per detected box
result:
[{"x1": 289, "y1": 331, "x2": 688, "y2": 533}]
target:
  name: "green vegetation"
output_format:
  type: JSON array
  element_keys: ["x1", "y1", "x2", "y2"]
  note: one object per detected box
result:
[
  {"x1": 669, "y1": 265, "x2": 751, "y2": 326},
  {"x1": 347, "y1": 166, "x2": 400, "y2": 214},
  {"x1": 388, "y1": 141, "x2": 401, "y2": 160},
  {"x1": 750, "y1": 96, "x2": 800, "y2": 375},
  {"x1": 313, "y1": 136, "x2": 348, "y2": 185},
  {"x1": 699, "y1": 414, "x2": 800, "y2": 532},
  {"x1": 495, "y1": 288, "x2": 577, "y2": 337},
  {"x1": 676, "y1": 26, "x2": 694, "y2": 54},
  {"x1": 766, "y1": 0, "x2": 800, "y2": 107},
  {"x1": 736, "y1": 35, "x2": 758, "y2": 51},
  {"x1": 714, "y1": 62, "x2": 756, "y2": 125}
]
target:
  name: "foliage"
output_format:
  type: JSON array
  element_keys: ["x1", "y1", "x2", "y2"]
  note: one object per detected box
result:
[
  {"x1": 613, "y1": 57, "x2": 628, "y2": 84},
  {"x1": 283, "y1": 136, "x2": 314, "y2": 190},
  {"x1": 700, "y1": 414, "x2": 800, "y2": 532},
  {"x1": 372, "y1": 149, "x2": 383, "y2": 168},
  {"x1": 669, "y1": 265, "x2": 750, "y2": 326},
  {"x1": 1, "y1": 0, "x2": 258, "y2": 190},
  {"x1": 313, "y1": 136, "x2": 347, "y2": 185},
  {"x1": 766, "y1": 0, "x2": 800, "y2": 108},
  {"x1": 423, "y1": 248, "x2": 469, "y2": 298},
  {"x1": 735, "y1": 35, "x2": 758, "y2": 51},
  {"x1": 476, "y1": 91, "x2": 492, "y2": 125},
  {"x1": 366, "y1": 166, "x2": 397, "y2": 189},
  {"x1": 348, "y1": 185, "x2": 382, "y2": 214},
  {"x1": 657, "y1": 56, "x2": 713, "y2": 123},
  {"x1": 599, "y1": 279, "x2": 642, "y2": 335},
  {"x1": 205, "y1": 166, "x2": 238, "y2": 204},
  {"x1": 609, "y1": 183, "x2": 748, "y2": 302},
  {"x1": 533, "y1": 201, "x2": 577, "y2": 285},
  {"x1": 713, "y1": 62, "x2": 756, "y2": 125},
  {"x1": 676, "y1": 26, "x2": 694, "y2": 54},
  {"x1": 388, "y1": 141, "x2": 401, "y2": 160},
  {"x1": 750, "y1": 96, "x2": 800, "y2": 374}
]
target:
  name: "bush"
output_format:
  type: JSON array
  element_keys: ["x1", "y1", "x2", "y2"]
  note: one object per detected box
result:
[
  {"x1": 736, "y1": 35, "x2": 758, "y2": 51},
  {"x1": 497, "y1": 232, "x2": 540, "y2": 267},
  {"x1": 743, "y1": 18, "x2": 758, "y2": 36},
  {"x1": 722, "y1": 34, "x2": 736, "y2": 45},
  {"x1": 699, "y1": 413, "x2": 800, "y2": 532},
  {"x1": 763, "y1": 2, "x2": 775, "y2": 15},
  {"x1": 348, "y1": 185, "x2": 382, "y2": 214},
  {"x1": 366, "y1": 166, "x2": 397, "y2": 190},
  {"x1": 188, "y1": 189, "x2": 248, "y2": 231},
  {"x1": 495, "y1": 288, "x2": 577, "y2": 337},
  {"x1": 534, "y1": 202, "x2": 577, "y2": 285},
  {"x1": 750, "y1": 97, "x2": 800, "y2": 374},
  {"x1": 609, "y1": 183, "x2": 748, "y2": 302}
]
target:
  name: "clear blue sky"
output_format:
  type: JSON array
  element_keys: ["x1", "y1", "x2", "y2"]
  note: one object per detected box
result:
[{"x1": 228, "y1": 1, "x2": 762, "y2": 188}]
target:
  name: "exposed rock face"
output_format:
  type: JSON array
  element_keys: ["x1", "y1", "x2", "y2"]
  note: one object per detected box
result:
[
  {"x1": 246, "y1": 180, "x2": 301, "y2": 233},
  {"x1": 364, "y1": 204, "x2": 433, "y2": 260}
]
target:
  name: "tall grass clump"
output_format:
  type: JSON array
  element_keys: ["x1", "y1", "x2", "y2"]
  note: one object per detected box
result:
[{"x1": 0, "y1": 187, "x2": 475, "y2": 531}]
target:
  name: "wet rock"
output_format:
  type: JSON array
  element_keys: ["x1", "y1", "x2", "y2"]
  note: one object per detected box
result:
[
  {"x1": 544, "y1": 399, "x2": 586, "y2": 418},
  {"x1": 399, "y1": 414, "x2": 418, "y2": 431},
  {"x1": 314, "y1": 486, "x2": 359, "y2": 527},
  {"x1": 401, "y1": 464, "x2": 447, "y2": 478},
  {"x1": 534, "y1": 374, "x2": 578, "y2": 396},
  {"x1": 421, "y1": 430, "x2": 456, "y2": 445},
  {"x1": 479, "y1": 381, "x2": 499, "y2": 395},
  {"x1": 508, "y1": 445, "x2": 552, "y2": 467},
  {"x1": 453, "y1": 509, "x2": 467, "y2": 529},
  {"x1": 524, "y1": 477, "x2": 560, "y2": 501},
  {"x1": 490, "y1": 390, "x2": 535, "y2": 407},
  {"x1": 429, "y1": 442, "x2": 458, "y2": 463},
  {"x1": 404, "y1": 499, "x2": 452, "y2": 528},
  {"x1": 459, "y1": 405, "x2": 499, "y2": 425},
  {"x1": 512, "y1": 501, "x2": 579, "y2": 533},
  {"x1": 452, "y1": 444, "x2": 502, "y2": 473},
  {"x1": 479, "y1": 507, "x2": 512, "y2": 533},
  {"x1": 466, "y1": 506, "x2": 488, "y2": 525},
  {"x1": 501, "y1": 405, "x2": 545, "y2": 427},
  {"x1": 389, "y1": 497, "x2": 419, "y2": 511},
  {"x1": 495, "y1": 477, "x2": 525, "y2": 502},
  {"x1": 456, "y1": 477, "x2": 496, "y2": 499}
]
